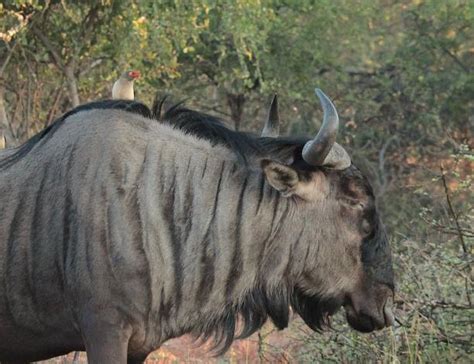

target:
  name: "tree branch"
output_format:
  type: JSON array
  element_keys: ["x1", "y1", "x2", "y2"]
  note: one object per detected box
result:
[
  {"x1": 32, "y1": 25, "x2": 79, "y2": 106},
  {"x1": 377, "y1": 135, "x2": 397, "y2": 197},
  {"x1": 0, "y1": 40, "x2": 19, "y2": 77},
  {"x1": 439, "y1": 45, "x2": 470, "y2": 73},
  {"x1": 32, "y1": 26, "x2": 65, "y2": 72}
]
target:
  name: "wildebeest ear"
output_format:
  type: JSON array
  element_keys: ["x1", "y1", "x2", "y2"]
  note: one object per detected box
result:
[{"x1": 261, "y1": 160, "x2": 300, "y2": 197}]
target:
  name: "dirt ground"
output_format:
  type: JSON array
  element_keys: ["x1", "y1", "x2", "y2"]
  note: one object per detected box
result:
[{"x1": 39, "y1": 322, "x2": 304, "y2": 363}]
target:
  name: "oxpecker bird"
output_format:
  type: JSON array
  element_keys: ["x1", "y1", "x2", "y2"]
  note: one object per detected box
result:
[{"x1": 112, "y1": 70, "x2": 140, "y2": 100}]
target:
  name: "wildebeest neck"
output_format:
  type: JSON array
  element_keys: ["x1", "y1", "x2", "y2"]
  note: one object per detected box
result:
[{"x1": 137, "y1": 140, "x2": 309, "y2": 336}]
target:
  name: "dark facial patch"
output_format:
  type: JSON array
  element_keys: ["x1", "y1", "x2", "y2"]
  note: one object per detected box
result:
[
  {"x1": 361, "y1": 218, "x2": 394, "y2": 289},
  {"x1": 337, "y1": 166, "x2": 394, "y2": 288}
]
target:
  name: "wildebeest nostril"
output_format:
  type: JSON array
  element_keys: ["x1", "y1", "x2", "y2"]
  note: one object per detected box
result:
[{"x1": 344, "y1": 292, "x2": 389, "y2": 331}]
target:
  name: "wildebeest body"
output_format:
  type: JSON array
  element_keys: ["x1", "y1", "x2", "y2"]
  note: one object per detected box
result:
[
  {"x1": 0, "y1": 110, "x2": 297, "y2": 361},
  {"x1": 0, "y1": 95, "x2": 394, "y2": 363}
]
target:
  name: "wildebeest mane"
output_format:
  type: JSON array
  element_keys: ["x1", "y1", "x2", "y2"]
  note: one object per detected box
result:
[
  {"x1": 190, "y1": 283, "x2": 340, "y2": 355},
  {"x1": 157, "y1": 102, "x2": 261, "y2": 164},
  {"x1": 192, "y1": 284, "x2": 291, "y2": 355},
  {"x1": 2, "y1": 97, "x2": 308, "y2": 169},
  {"x1": 0, "y1": 100, "x2": 151, "y2": 170},
  {"x1": 154, "y1": 97, "x2": 310, "y2": 166},
  {"x1": 291, "y1": 288, "x2": 342, "y2": 332}
]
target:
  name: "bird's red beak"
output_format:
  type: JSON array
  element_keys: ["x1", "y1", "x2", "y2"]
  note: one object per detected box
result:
[{"x1": 128, "y1": 70, "x2": 141, "y2": 79}]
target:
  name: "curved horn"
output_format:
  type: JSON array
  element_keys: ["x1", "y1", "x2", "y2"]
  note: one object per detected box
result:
[
  {"x1": 302, "y1": 89, "x2": 351, "y2": 169},
  {"x1": 261, "y1": 94, "x2": 279, "y2": 137}
]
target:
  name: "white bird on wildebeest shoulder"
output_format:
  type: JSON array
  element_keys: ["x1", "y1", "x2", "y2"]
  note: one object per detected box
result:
[{"x1": 112, "y1": 70, "x2": 140, "y2": 100}]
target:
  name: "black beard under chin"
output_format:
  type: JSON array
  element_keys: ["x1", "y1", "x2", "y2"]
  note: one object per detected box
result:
[{"x1": 290, "y1": 287, "x2": 343, "y2": 332}]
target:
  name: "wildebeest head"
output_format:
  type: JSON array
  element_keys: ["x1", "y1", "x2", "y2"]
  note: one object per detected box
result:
[{"x1": 260, "y1": 89, "x2": 395, "y2": 333}]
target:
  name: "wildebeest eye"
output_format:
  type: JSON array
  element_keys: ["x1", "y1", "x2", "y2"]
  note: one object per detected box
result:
[
  {"x1": 361, "y1": 219, "x2": 372, "y2": 236},
  {"x1": 342, "y1": 198, "x2": 364, "y2": 210}
]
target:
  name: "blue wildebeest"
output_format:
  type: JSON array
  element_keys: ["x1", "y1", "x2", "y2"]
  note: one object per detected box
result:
[{"x1": 0, "y1": 90, "x2": 394, "y2": 363}]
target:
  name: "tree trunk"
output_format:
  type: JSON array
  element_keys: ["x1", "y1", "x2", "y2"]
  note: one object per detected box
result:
[
  {"x1": 65, "y1": 64, "x2": 80, "y2": 107},
  {"x1": 0, "y1": 86, "x2": 15, "y2": 147},
  {"x1": 33, "y1": 27, "x2": 80, "y2": 107},
  {"x1": 226, "y1": 93, "x2": 245, "y2": 131}
]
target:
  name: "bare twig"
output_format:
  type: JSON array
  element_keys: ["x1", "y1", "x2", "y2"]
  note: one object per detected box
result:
[
  {"x1": 377, "y1": 135, "x2": 397, "y2": 196},
  {"x1": 257, "y1": 331, "x2": 266, "y2": 362},
  {"x1": 197, "y1": 104, "x2": 233, "y2": 119},
  {"x1": 419, "y1": 214, "x2": 474, "y2": 238},
  {"x1": 465, "y1": 278, "x2": 472, "y2": 308},
  {"x1": 78, "y1": 58, "x2": 103, "y2": 77},
  {"x1": 439, "y1": 165, "x2": 468, "y2": 254},
  {"x1": 0, "y1": 40, "x2": 19, "y2": 77},
  {"x1": 395, "y1": 297, "x2": 472, "y2": 310},
  {"x1": 46, "y1": 84, "x2": 65, "y2": 125},
  {"x1": 72, "y1": 350, "x2": 81, "y2": 363},
  {"x1": 439, "y1": 44, "x2": 470, "y2": 74}
]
